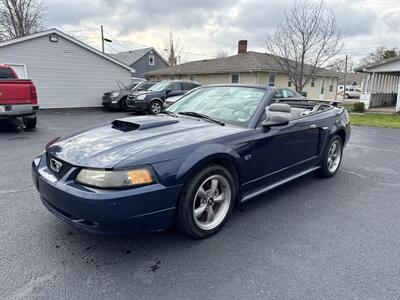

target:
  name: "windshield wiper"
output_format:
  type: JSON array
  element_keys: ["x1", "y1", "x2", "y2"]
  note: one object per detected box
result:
[
  {"x1": 160, "y1": 110, "x2": 179, "y2": 118},
  {"x1": 178, "y1": 111, "x2": 225, "y2": 126}
]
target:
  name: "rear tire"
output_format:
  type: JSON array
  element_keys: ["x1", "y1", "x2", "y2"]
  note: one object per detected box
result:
[
  {"x1": 315, "y1": 135, "x2": 343, "y2": 178},
  {"x1": 176, "y1": 164, "x2": 236, "y2": 238},
  {"x1": 23, "y1": 115, "x2": 37, "y2": 129},
  {"x1": 149, "y1": 100, "x2": 163, "y2": 115}
]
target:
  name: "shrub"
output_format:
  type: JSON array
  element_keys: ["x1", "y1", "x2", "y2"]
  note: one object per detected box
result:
[{"x1": 353, "y1": 102, "x2": 365, "y2": 113}]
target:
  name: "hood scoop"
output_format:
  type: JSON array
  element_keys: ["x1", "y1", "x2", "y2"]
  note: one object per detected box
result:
[{"x1": 111, "y1": 117, "x2": 180, "y2": 132}]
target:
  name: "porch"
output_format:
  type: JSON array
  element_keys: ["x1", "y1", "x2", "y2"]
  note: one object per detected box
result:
[{"x1": 355, "y1": 57, "x2": 400, "y2": 112}]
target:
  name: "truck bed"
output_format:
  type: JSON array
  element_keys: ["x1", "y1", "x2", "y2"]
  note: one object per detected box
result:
[{"x1": 0, "y1": 79, "x2": 38, "y2": 105}]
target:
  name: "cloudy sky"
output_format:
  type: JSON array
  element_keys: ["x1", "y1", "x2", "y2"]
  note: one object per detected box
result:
[{"x1": 45, "y1": 0, "x2": 400, "y2": 64}]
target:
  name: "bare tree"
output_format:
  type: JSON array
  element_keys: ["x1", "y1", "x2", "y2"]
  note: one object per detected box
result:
[
  {"x1": 328, "y1": 56, "x2": 354, "y2": 73},
  {"x1": 265, "y1": 0, "x2": 341, "y2": 92},
  {"x1": 360, "y1": 47, "x2": 399, "y2": 65},
  {"x1": 0, "y1": 0, "x2": 45, "y2": 41},
  {"x1": 217, "y1": 50, "x2": 228, "y2": 58},
  {"x1": 165, "y1": 32, "x2": 183, "y2": 66}
]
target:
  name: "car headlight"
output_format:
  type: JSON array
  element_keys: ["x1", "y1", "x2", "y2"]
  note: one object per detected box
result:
[
  {"x1": 75, "y1": 167, "x2": 156, "y2": 189},
  {"x1": 111, "y1": 92, "x2": 120, "y2": 98},
  {"x1": 136, "y1": 94, "x2": 146, "y2": 100}
]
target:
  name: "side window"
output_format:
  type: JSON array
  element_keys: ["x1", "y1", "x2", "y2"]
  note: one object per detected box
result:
[
  {"x1": 231, "y1": 74, "x2": 240, "y2": 84},
  {"x1": 168, "y1": 82, "x2": 181, "y2": 92},
  {"x1": 181, "y1": 83, "x2": 197, "y2": 90},
  {"x1": 268, "y1": 73, "x2": 276, "y2": 86}
]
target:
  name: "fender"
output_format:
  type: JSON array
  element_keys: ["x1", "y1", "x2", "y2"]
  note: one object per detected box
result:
[
  {"x1": 147, "y1": 97, "x2": 164, "y2": 109},
  {"x1": 176, "y1": 143, "x2": 246, "y2": 184}
]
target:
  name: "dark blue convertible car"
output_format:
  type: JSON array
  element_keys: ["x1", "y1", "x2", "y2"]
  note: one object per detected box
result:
[{"x1": 32, "y1": 85, "x2": 350, "y2": 238}]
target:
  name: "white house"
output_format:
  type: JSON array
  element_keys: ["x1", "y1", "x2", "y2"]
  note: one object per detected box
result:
[
  {"x1": 355, "y1": 56, "x2": 400, "y2": 112},
  {"x1": 0, "y1": 28, "x2": 134, "y2": 108}
]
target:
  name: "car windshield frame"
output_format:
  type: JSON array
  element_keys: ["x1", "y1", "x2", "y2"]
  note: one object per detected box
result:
[
  {"x1": 148, "y1": 81, "x2": 171, "y2": 92},
  {"x1": 166, "y1": 85, "x2": 268, "y2": 127}
]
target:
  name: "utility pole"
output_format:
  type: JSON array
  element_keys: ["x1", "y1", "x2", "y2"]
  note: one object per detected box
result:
[
  {"x1": 101, "y1": 25, "x2": 105, "y2": 53},
  {"x1": 343, "y1": 54, "x2": 348, "y2": 101}
]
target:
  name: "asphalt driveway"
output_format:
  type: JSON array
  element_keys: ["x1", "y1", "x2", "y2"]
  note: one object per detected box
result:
[{"x1": 1, "y1": 109, "x2": 399, "y2": 299}]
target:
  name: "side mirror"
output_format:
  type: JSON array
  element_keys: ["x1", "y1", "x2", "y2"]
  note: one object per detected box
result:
[
  {"x1": 137, "y1": 87, "x2": 144, "y2": 91},
  {"x1": 262, "y1": 114, "x2": 290, "y2": 127},
  {"x1": 165, "y1": 88, "x2": 172, "y2": 94}
]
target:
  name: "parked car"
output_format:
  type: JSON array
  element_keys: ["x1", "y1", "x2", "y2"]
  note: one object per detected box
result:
[
  {"x1": 126, "y1": 80, "x2": 200, "y2": 114},
  {"x1": 32, "y1": 85, "x2": 350, "y2": 238},
  {"x1": 163, "y1": 94, "x2": 185, "y2": 109},
  {"x1": 344, "y1": 87, "x2": 361, "y2": 99},
  {"x1": 102, "y1": 81, "x2": 159, "y2": 111},
  {"x1": 0, "y1": 65, "x2": 38, "y2": 129}
]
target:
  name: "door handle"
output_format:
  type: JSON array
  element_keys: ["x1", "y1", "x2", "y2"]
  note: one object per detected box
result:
[{"x1": 309, "y1": 124, "x2": 317, "y2": 129}]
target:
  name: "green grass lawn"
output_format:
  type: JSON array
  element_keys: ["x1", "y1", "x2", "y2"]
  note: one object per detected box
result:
[{"x1": 350, "y1": 113, "x2": 400, "y2": 128}]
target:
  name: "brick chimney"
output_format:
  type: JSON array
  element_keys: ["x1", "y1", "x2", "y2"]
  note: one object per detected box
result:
[{"x1": 238, "y1": 40, "x2": 247, "y2": 54}]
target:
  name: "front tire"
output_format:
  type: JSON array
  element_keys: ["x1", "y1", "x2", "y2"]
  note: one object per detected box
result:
[
  {"x1": 176, "y1": 164, "x2": 236, "y2": 238},
  {"x1": 315, "y1": 135, "x2": 343, "y2": 178},
  {"x1": 119, "y1": 97, "x2": 130, "y2": 112},
  {"x1": 23, "y1": 115, "x2": 37, "y2": 129},
  {"x1": 149, "y1": 100, "x2": 163, "y2": 115}
]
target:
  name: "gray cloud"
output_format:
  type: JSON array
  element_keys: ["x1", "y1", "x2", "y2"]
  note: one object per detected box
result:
[{"x1": 44, "y1": 0, "x2": 395, "y2": 59}]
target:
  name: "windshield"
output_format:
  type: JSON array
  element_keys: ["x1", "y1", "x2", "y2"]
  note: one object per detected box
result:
[
  {"x1": 167, "y1": 86, "x2": 266, "y2": 126},
  {"x1": 149, "y1": 81, "x2": 171, "y2": 91}
]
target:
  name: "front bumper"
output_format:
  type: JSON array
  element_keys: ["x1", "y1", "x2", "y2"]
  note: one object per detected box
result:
[
  {"x1": 126, "y1": 99, "x2": 147, "y2": 112},
  {"x1": 32, "y1": 155, "x2": 182, "y2": 234},
  {"x1": 102, "y1": 98, "x2": 120, "y2": 109},
  {"x1": 0, "y1": 104, "x2": 38, "y2": 118}
]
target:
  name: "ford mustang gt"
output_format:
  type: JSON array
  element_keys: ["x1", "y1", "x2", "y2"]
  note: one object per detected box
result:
[{"x1": 32, "y1": 85, "x2": 350, "y2": 238}]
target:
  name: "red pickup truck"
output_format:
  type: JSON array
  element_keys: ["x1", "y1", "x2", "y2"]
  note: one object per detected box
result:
[{"x1": 0, "y1": 65, "x2": 38, "y2": 129}]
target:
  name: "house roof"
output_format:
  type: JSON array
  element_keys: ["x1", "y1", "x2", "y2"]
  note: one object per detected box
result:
[
  {"x1": 108, "y1": 48, "x2": 169, "y2": 66},
  {"x1": 354, "y1": 55, "x2": 400, "y2": 73},
  {"x1": 0, "y1": 28, "x2": 135, "y2": 72},
  {"x1": 146, "y1": 51, "x2": 339, "y2": 77}
]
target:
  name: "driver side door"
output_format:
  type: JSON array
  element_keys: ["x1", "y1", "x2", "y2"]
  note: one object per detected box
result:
[{"x1": 246, "y1": 113, "x2": 321, "y2": 192}]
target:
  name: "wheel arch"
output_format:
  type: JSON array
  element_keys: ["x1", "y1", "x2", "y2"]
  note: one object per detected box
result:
[{"x1": 176, "y1": 146, "x2": 243, "y2": 196}]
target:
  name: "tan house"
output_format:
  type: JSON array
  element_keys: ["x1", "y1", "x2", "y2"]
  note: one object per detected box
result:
[{"x1": 146, "y1": 40, "x2": 340, "y2": 100}]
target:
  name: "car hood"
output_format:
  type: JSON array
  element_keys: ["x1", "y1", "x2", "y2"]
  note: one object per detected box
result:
[{"x1": 47, "y1": 115, "x2": 246, "y2": 168}]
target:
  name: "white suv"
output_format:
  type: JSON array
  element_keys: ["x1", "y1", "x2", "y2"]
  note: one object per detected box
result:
[{"x1": 343, "y1": 87, "x2": 361, "y2": 99}]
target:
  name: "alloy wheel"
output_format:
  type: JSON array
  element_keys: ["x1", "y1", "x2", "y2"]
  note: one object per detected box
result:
[
  {"x1": 192, "y1": 175, "x2": 232, "y2": 231},
  {"x1": 150, "y1": 102, "x2": 162, "y2": 114},
  {"x1": 327, "y1": 140, "x2": 342, "y2": 173}
]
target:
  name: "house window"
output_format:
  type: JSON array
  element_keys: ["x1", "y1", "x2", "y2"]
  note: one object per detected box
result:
[
  {"x1": 268, "y1": 73, "x2": 276, "y2": 86},
  {"x1": 149, "y1": 55, "x2": 155, "y2": 66},
  {"x1": 169, "y1": 75, "x2": 175, "y2": 80},
  {"x1": 231, "y1": 74, "x2": 240, "y2": 84},
  {"x1": 189, "y1": 74, "x2": 196, "y2": 81},
  {"x1": 288, "y1": 81, "x2": 292, "y2": 87},
  {"x1": 311, "y1": 78, "x2": 315, "y2": 88}
]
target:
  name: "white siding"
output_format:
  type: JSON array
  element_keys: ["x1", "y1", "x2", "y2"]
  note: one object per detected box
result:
[{"x1": 0, "y1": 34, "x2": 131, "y2": 108}]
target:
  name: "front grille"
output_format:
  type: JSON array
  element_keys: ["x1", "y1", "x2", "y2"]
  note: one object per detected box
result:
[{"x1": 46, "y1": 153, "x2": 73, "y2": 178}]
